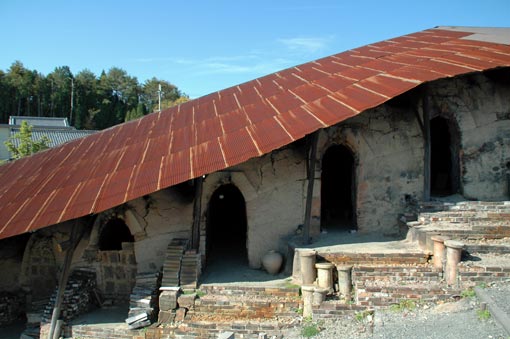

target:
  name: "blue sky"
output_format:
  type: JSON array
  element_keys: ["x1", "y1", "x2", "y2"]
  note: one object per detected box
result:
[{"x1": 1, "y1": 1, "x2": 509, "y2": 98}]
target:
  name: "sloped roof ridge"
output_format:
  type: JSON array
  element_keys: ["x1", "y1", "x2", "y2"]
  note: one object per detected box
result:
[{"x1": 0, "y1": 27, "x2": 509, "y2": 240}]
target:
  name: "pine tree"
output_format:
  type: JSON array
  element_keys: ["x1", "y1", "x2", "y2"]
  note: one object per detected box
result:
[{"x1": 4, "y1": 121, "x2": 51, "y2": 160}]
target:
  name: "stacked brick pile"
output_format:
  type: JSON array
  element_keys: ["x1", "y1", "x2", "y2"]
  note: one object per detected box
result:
[
  {"x1": 156, "y1": 285, "x2": 301, "y2": 339},
  {"x1": 125, "y1": 271, "x2": 161, "y2": 329},
  {"x1": 0, "y1": 292, "x2": 24, "y2": 326}
]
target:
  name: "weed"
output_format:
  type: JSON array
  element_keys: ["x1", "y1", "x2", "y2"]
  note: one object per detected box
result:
[
  {"x1": 301, "y1": 317, "x2": 323, "y2": 338},
  {"x1": 283, "y1": 279, "x2": 300, "y2": 289},
  {"x1": 477, "y1": 309, "x2": 491, "y2": 320},
  {"x1": 461, "y1": 288, "x2": 476, "y2": 299},
  {"x1": 390, "y1": 299, "x2": 416, "y2": 312},
  {"x1": 195, "y1": 290, "x2": 206, "y2": 298},
  {"x1": 294, "y1": 307, "x2": 304, "y2": 315},
  {"x1": 355, "y1": 310, "x2": 373, "y2": 323},
  {"x1": 477, "y1": 282, "x2": 488, "y2": 289}
]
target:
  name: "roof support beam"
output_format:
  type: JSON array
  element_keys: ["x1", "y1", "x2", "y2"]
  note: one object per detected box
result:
[
  {"x1": 47, "y1": 217, "x2": 90, "y2": 339},
  {"x1": 422, "y1": 87, "x2": 432, "y2": 202},
  {"x1": 303, "y1": 131, "x2": 319, "y2": 245},
  {"x1": 191, "y1": 176, "x2": 204, "y2": 250}
]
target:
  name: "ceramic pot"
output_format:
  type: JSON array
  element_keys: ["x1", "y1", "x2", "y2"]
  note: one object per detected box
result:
[{"x1": 262, "y1": 250, "x2": 283, "y2": 274}]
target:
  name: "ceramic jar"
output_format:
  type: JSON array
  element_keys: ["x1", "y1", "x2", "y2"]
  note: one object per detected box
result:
[{"x1": 262, "y1": 250, "x2": 283, "y2": 274}]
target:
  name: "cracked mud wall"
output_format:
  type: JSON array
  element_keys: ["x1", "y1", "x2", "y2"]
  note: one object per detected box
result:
[
  {"x1": 121, "y1": 189, "x2": 194, "y2": 273},
  {"x1": 202, "y1": 146, "x2": 306, "y2": 268},
  {"x1": 319, "y1": 99, "x2": 424, "y2": 235},
  {"x1": 429, "y1": 71, "x2": 510, "y2": 200},
  {"x1": 314, "y1": 71, "x2": 510, "y2": 235}
]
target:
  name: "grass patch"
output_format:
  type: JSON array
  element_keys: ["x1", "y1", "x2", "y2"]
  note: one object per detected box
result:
[
  {"x1": 477, "y1": 309, "x2": 491, "y2": 320},
  {"x1": 195, "y1": 290, "x2": 206, "y2": 298},
  {"x1": 461, "y1": 288, "x2": 476, "y2": 299},
  {"x1": 301, "y1": 317, "x2": 323, "y2": 338},
  {"x1": 390, "y1": 299, "x2": 416, "y2": 312},
  {"x1": 282, "y1": 278, "x2": 300, "y2": 289}
]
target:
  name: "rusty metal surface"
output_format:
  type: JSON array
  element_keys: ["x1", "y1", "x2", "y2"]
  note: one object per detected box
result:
[{"x1": 1, "y1": 27, "x2": 510, "y2": 240}]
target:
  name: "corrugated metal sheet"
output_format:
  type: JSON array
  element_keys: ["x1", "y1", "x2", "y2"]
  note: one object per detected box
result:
[
  {"x1": 8, "y1": 128, "x2": 97, "y2": 149},
  {"x1": 1, "y1": 27, "x2": 510, "y2": 240}
]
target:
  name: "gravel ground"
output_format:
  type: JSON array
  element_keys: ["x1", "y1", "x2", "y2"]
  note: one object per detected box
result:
[{"x1": 281, "y1": 295, "x2": 508, "y2": 339}]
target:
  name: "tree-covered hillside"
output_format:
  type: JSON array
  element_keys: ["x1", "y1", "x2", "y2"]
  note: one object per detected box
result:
[{"x1": 0, "y1": 61, "x2": 188, "y2": 130}]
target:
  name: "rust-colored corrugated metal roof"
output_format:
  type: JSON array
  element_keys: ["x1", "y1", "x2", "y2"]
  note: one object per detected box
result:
[{"x1": 1, "y1": 27, "x2": 510, "y2": 240}]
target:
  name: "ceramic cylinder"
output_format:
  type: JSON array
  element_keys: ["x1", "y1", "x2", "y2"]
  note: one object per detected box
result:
[
  {"x1": 301, "y1": 285, "x2": 315, "y2": 318},
  {"x1": 315, "y1": 262, "x2": 335, "y2": 292},
  {"x1": 312, "y1": 287, "x2": 329, "y2": 306},
  {"x1": 300, "y1": 250, "x2": 317, "y2": 285},
  {"x1": 431, "y1": 235, "x2": 449, "y2": 270},
  {"x1": 445, "y1": 240, "x2": 464, "y2": 285},
  {"x1": 337, "y1": 265, "x2": 353, "y2": 301}
]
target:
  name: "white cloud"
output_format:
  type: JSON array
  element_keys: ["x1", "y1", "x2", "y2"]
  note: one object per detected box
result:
[{"x1": 278, "y1": 36, "x2": 334, "y2": 53}]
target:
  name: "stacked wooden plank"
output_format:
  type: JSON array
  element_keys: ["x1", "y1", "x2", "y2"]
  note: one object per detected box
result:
[
  {"x1": 125, "y1": 271, "x2": 161, "y2": 329},
  {"x1": 41, "y1": 268, "x2": 96, "y2": 323},
  {"x1": 161, "y1": 239, "x2": 189, "y2": 287}
]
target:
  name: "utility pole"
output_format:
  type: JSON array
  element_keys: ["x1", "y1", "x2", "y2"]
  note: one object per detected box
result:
[
  {"x1": 157, "y1": 84, "x2": 163, "y2": 112},
  {"x1": 70, "y1": 77, "x2": 74, "y2": 126}
]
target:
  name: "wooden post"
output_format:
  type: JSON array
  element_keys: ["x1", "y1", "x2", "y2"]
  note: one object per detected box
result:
[
  {"x1": 47, "y1": 218, "x2": 86, "y2": 339},
  {"x1": 191, "y1": 176, "x2": 204, "y2": 250},
  {"x1": 423, "y1": 90, "x2": 431, "y2": 202},
  {"x1": 303, "y1": 131, "x2": 319, "y2": 245}
]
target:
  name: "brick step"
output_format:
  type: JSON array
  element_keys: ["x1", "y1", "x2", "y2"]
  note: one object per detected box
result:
[
  {"x1": 408, "y1": 226, "x2": 510, "y2": 252},
  {"x1": 471, "y1": 225, "x2": 510, "y2": 238},
  {"x1": 199, "y1": 284, "x2": 300, "y2": 298},
  {"x1": 420, "y1": 201, "x2": 510, "y2": 213},
  {"x1": 160, "y1": 318, "x2": 294, "y2": 339},
  {"x1": 355, "y1": 282, "x2": 461, "y2": 307},
  {"x1": 450, "y1": 201, "x2": 510, "y2": 211},
  {"x1": 320, "y1": 251, "x2": 429, "y2": 266},
  {"x1": 352, "y1": 265, "x2": 443, "y2": 285},
  {"x1": 193, "y1": 294, "x2": 300, "y2": 319},
  {"x1": 312, "y1": 300, "x2": 368, "y2": 318},
  {"x1": 463, "y1": 237, "x2": 510, "y2": 254},
  {"x1": 470, "y1": 219, "x2": 510, "y2": 226},
  {"x1": 418, "y1": 214, "x2": 476, "y2": 224},
  {"x1": 465, "y1": 243, "x2": 510, "y2": 254},
  {"x1": 416, "y1": 217, "x2": 510, "y2": 231}
]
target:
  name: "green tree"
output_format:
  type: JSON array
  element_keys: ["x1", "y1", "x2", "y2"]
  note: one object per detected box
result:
[
  {"x1": 141, "y1": 77, "x2": 185, "y2": 112},
  {"x1": 0, "y1": 70, "x2": 13, "y2": 123},
  {"x1": 74, "y1": 69, "x2": 99, "y2": 129},
  {"x1": 125, "y1": 102, "x2": 147, "y2": 122},
  {"x1": 5, "y1": 121, "x2": 51, "y2": 159},
  {"x1": 47, "y1": 66, "x2": 73, "y2": 119},
  {"x1": 5, "y1": 61, "x2": 36, "y2": 116}
]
